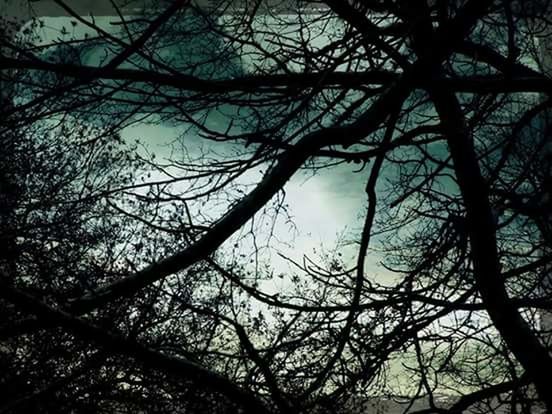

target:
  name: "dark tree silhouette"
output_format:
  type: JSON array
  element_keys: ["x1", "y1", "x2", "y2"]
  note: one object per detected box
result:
[{"x1": 1, "y1": 1, "x2": 552, "y2": 413}]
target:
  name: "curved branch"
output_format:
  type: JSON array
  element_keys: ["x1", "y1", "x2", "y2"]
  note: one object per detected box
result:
[{"x1": 0, "y1": 280, "x2": 271, "y2": 414}]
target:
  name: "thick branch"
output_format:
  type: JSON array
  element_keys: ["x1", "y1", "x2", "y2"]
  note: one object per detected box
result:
[
  {"x1": 0, "y1": 280, "x2": 270, "y2": 414},
  {"x1": 4, "y1": 57, "x2": 552, "y2": 95},
  {"x1": 431, "y1": 88, "x2": 552, "y2": 410}
]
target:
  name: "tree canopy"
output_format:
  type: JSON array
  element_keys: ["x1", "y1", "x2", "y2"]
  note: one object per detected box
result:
[{"x1": 1, "y1": 0, "x2": 552, "y2": 413}]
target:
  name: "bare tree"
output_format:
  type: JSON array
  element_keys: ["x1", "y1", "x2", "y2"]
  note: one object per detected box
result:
[{"x1": 2, "y1": 0, "x2": 552, "y2": 413}]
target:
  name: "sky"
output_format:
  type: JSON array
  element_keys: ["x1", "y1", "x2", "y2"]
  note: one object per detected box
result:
[
  {"x1": 6, "y1": 7, "x2": 522, "y2": 397},
  {"x1": 20, "y1": 13, "x2": 391, "y2": 293}
]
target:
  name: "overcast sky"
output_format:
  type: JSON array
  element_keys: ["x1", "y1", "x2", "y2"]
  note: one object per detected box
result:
[{"x1": 28, "y1": 15, "x2": 381, "y2": 281}]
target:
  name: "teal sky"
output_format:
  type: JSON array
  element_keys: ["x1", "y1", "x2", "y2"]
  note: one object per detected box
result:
[
  {"x1": 8, "y1": 10, "x2": 527, "y2": 398},
  {"x1": 29, "y1": 16, "x2": 383, "y2": 285}
]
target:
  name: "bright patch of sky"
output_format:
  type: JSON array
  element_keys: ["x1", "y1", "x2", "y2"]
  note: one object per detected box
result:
[{"x1": 22, "y1": 13, "x2": 390, "y2": 289}]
